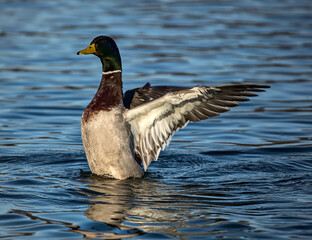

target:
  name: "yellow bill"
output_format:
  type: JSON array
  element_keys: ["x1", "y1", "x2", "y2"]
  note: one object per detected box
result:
[{"x1": 77, "y1": 43, "x2": 96, "y2": 55}]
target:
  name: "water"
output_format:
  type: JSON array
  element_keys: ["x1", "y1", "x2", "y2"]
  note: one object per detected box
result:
[{"x1": 1, "y1": 0, "x2": 312, "y2": 239}]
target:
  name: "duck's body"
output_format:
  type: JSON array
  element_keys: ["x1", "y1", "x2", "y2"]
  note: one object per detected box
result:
[
  {"x1": 77, "y1": 36, "x2": 269, "y2": 180},
  {"x1": 81, "y1": 70, "x2": 143, "y2": 179},
  {"x1": 81, "y1": 105, "x2": 143, "y2": 179}
]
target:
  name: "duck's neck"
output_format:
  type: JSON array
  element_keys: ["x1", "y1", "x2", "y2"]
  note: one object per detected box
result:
[
  {"x1": 97, "y1": 52, "x2": 122, "y2": 108},
  {"x1": 96, "y1": 70, "x2": 123, "y2": 110},
  {"x1": 100, "y1": 55, "x2": 122, "y2": 73},
  {"x1": 83, "y1": 70, "x2": 123, "y2": 122}
]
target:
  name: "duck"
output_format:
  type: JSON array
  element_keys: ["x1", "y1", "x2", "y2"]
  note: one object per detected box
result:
[{"x1": 77, "y1": 36, "x2": 269, "y2": 180}]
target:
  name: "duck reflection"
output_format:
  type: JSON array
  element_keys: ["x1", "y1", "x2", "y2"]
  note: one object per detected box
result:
[
  {"x1": 84, "y1": 177, "x2": 137, "y2": 226},
  {"x1": 74, "y1": 174, "x2": 181, "y2": 239}
]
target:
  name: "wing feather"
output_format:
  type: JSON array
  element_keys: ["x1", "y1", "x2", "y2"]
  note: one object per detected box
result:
[{"x1": 124, "y1": 84, "x2": 269, "y2": 171}]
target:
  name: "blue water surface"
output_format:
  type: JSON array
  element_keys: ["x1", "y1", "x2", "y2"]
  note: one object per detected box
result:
[{"x1": 0, "y1": 0, "x2": 312, "y2": 239}]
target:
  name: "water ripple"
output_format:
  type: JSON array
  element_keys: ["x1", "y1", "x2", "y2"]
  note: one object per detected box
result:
[{"x1": 1, "y1": 0, "x2": 312, "y2": 239}]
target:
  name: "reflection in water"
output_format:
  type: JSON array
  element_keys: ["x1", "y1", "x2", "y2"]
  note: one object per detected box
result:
[
  {"x1": 75, "y1": 176, "x2": 181, "y2": 238},
  {"x1": 73, "y1": 177, "x2": 141, "y2": 239},
  {"x1": 84, "y1": 178, "x2": 134, "y2": 226},
  {"x1": 75, "y1": 174, "x2": 258, "y2": 239}
]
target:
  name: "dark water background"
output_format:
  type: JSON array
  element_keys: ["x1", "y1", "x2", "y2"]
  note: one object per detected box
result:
[{"x1": 1, "y1": 0, "x2": 312, "y2": 239}]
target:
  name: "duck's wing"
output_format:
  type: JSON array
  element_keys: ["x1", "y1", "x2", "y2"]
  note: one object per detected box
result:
[
  {"x1": 124, "y1": 84, "x2": 269, "y2": 171},
  {"x1": 123, "y1": 83, "x2": 188, "y2": 109}
]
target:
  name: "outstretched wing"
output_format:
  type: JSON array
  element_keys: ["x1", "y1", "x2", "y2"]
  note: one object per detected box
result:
[{"x1": 124, "y1": 84, "x2": 269, "y2": 171}]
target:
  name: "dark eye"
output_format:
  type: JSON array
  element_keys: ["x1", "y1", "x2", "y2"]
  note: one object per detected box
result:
[{"x1": 89, "y1": 46, "x2": 92, "y2": 49}]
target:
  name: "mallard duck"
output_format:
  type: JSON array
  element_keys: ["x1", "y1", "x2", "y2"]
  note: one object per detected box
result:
[{"x1": 77, "y1": 36, "x2": 269, "y2": 180}]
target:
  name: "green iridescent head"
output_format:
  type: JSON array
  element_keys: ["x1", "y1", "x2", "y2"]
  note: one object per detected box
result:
[{"x1": 77, "y1": 36, "x2": 122, "y2": 72}]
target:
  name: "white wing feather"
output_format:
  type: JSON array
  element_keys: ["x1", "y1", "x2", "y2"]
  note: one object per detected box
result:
[
  {"x1": 125, "y1": 86, "x2": 215, "y2": 170},
  {"x1": 124, "y1": 84, "x2": 267, "y2": 171}
]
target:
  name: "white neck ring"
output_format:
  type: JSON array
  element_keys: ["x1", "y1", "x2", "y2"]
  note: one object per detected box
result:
[{"x1": 102, "y1": 70, "x2": 122, "y2": 75}]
